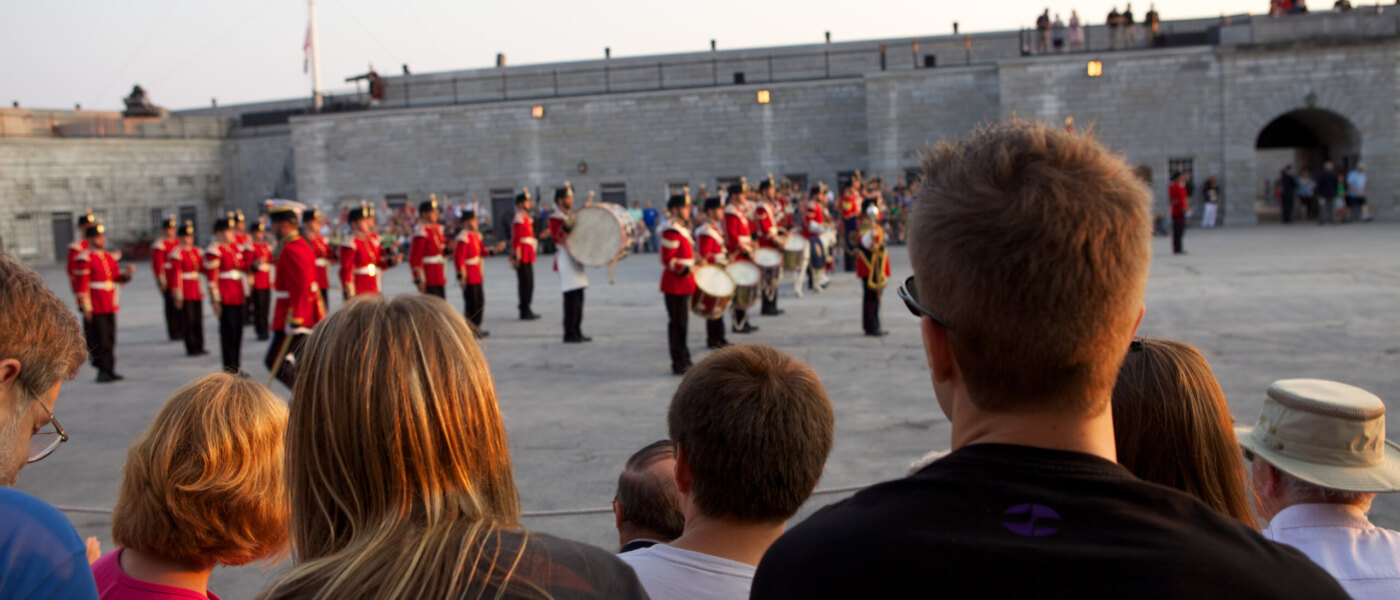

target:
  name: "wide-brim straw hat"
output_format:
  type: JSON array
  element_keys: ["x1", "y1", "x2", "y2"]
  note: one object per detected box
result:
[{"x1": 1236, "y1": 378, "x2": 1400, "y2": 493}]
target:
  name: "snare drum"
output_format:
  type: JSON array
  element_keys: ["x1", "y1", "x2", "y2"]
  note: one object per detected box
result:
[
  {"x1": 782, "y1": 235, "x2": 806, "y2": 271},
  {"x1": 567, "y1": 204, "x2": 639, "y2": 267},
  {"x1": 690, "y1": 265, "x2": 736, "y2": 319},
  {"x1": 754, "y1": 247, "x2": 783, "y2": 283},
  {"x1": 726, "y1": 261, "x2": 762, "y2": 309}
]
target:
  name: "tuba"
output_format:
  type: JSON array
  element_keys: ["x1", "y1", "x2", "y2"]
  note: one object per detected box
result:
[{"x1": 861, "y1": 222, "x2": 888, "y2": 290}]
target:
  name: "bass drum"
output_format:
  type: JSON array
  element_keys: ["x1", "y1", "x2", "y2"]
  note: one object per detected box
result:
[
  {"x1": 782, "y1": 235, "x2": 806, "y2": 271},
  {"x1": 690, "y1": 265, "x2": 736, "y2": 319},
  {"x1": 567, "y1": 203, "x2": 639, "y2": 267},
  {"x1": 726, "y1": 260, "x2": 762, "y2": 309}
]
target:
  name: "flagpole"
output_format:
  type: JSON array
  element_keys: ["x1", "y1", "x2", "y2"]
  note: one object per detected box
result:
[{"x1": 309, "y1": 0, "x2": 323, "y2": 112}]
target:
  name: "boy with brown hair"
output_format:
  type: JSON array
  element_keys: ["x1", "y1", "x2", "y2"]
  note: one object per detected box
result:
[
  {"x1": 620, "y1": 344, "x2": 834, "y2": 600},
  {"x1": 751, "y1": 121, "x2": 1349, "y2": 598}
]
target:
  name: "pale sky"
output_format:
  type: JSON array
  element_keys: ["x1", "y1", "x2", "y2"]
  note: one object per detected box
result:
[{"x1": 4, "y1": 0, "x2": 1265, "y2": 111}]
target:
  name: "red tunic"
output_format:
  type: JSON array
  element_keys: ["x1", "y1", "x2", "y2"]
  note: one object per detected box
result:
[
  {"x1": 66, "y1": 239, "x2": 89, "y2": 298},
  {"x1": 722, "y1": 206, "x2": 754, "y2": 260},
  {"x1": 695, "y1": 222, "x2": 727, "y2": 266},
  {"x1": 151, "y1": 238, "x2": 178, "y2": 291},
  {"x1": 547, "y1": 212, "x2": 570, "y2": 271},
  {"x1": 856, "y1": 226, "x2": 891, "y2": 279},
  {"x1": 1170, "y1": 183, "x2": 1189, "y2": 218},
  {"x1": 272, "y1": 235, "x2": 323, "y2": 333},
  {"x1": 75, "y1": 249, "x2": 128, "y2": 315},
  {"x1": 754, "y1": 202, "x2": 783, "y2": 250},
  {"x1": 659, "y1": 224, "x2": 697, "y2": 295},
  {"x1": 340, "y1": 234, "x2": 389, "y2": 297},
  {"x1": 512, "y1": 212, "x2": 537, "y2": 265},
  {"x1": 307, "y1": 235, "x2": 335, "y2": 291},
  {"x1": 409, "y1": 224, "x2": 448, "y2": 286},
  {"x1": 205, "y1": 243, "x2": 248, "y2": 305},
  {"x1": 168, "y1": 246, "x2": 205, "y2": 301},
  {"x1": 250, "y1": 242, "x2": 274, "y2": 290},
  {"x1": 802, "y1": 202, "x2": 828, "y2": 239},
  {"x1": 839, "y1": 191, "x2": 862, "y2": 220},
  {"x1": 453, "y1": 230, "x2": 487, "y2": 285}
]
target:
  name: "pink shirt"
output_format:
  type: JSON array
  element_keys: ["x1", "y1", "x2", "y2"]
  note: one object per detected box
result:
[{"x1": 92, "y1": 549, "x2": 221, "y2": 600}]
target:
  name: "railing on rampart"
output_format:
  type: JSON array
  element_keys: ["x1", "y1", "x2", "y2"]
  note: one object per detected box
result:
[{"x1": 0, "y1": 111, "x2": 231, "y2": 139}]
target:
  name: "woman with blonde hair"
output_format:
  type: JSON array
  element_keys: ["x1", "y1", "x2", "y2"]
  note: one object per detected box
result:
[
  {"x1": 92, "y1": 372, "x2": 288, "y2": 599},
  {"x1": 259, "y1": 295, "x2": 645, "y2": 600},
  {"x1": 1111, "y1": 338, "x2": 1256, "y2": 526}
]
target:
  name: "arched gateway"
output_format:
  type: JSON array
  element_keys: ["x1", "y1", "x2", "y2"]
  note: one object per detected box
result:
[{"x1": 1254, "y1": 108, "x2": 1361, "y2": 221}]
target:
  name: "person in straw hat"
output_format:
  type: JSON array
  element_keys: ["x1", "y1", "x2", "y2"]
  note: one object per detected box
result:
[{"x1": 1239, "y1": 378, "x2": 1400, "y2": 599}]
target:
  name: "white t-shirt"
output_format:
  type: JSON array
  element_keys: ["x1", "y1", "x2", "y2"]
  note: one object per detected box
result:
[
  {"x1": 617, "y1": 544, "x2": 755, "y2": 600},
  {"x1": 1263, "y1": 503, "x2": 1400, "y2": 600}
]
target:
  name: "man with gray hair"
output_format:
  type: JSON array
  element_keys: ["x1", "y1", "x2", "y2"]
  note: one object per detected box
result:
[
  {"x1": 613, "y1": 440, "x2": 684, "y2": 553},
  {"x1": 0, "y1": 253, "x2": 99, "y2": 598},
  {"x1": 1240, "y1": 378, "x2": 1400, "y2": 599}
]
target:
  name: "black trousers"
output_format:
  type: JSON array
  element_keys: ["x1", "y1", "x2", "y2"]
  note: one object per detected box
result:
[
  {"x1": 517, "y1": 263, "x2": 535, "y2": 316},
  {"x1": 762, "y1": 289, "x2": 779, "y2": 313},
  {"x1": 843, "y1": 218, "x2": 859, "y2": 271},
  {"x1": 182, "y1": 298, "x2": 205, "y2": 355},
  {"x1": 163, "y1": 289, "x2": 183, "y2": 340},
  {"x1": 862, "y1": 285, "x2": 883, "y2": 334},
  {"x1": 1171, "y1": 216, "x2": 1185, "y2": 254},
  {"x1": 665, "y1": 294, "x2": 691, "y2": 371},
  {"x1": 463, "y1": 283, "x2": 485, "y2": 326},
  {"x1": 251, "y1": 289, "x2": 271, "y2": 340},
  {"x1": 320, "y1": 288, "x2": 330, "y2": 309},
  {"x1": 732, "y1": 308, "x2": 749, "y2": 330},
  {"x1": 83, "y1": 316, "x2": 97, "y2": 366},
  {"x1": 425, "y1": 285, "x2": 446, "y2": 299},
  {"x1": 91, "y1": 313, "x2": 116, "y2": 375},
  {"x1": 706, "y1": 317, "x2": 726, "y2": 347},
  {"x1": 563, "y1": 289, "x2": 585, "y2": 339},
  {"x1": 264, "y1": 331, "x2": 307, "y2": 390},
  {"x1": 219, "y1": 303, "x2": 245, "y2": 373},
  {"x1": 1281, "y1": 194, "x2": 1295, "y2": 223}
]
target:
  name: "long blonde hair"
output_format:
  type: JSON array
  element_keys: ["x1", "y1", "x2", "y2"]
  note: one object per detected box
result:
[{"x1": 259, "y1": 295, "x2": 540, "y2": 600}]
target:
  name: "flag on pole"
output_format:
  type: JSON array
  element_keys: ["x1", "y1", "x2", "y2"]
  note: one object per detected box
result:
[{"x1": 303, "y1": 23, "x2": 311, "y2": 73}]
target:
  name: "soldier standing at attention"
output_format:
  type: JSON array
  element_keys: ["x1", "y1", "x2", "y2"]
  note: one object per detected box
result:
[
  {"x1": 722, "y1": 180, "x2": 758, "y2": 334},
  {"x1": 755, "y1": 176, "x2": 787, "y2": 317},
  {"x1": 247, "y1": 222, "x2": 274, "y2": 341},
  {"x1": 151, "y1": 215, "x2": 183, "y2": 341},
  {"x1": 206, "y1": 215, "x2": 249, "y2": 373},
  {"x1": 67, "y1": 210, "x2": 99, "y2": 357},
  {"x1": 340, "y1": 202, "x2": 397, "y2": 298},
  {"x1": 168, "y1": 221, "x2": 208, "y2": 357},
  {"x1": 303, "y1": 206, "x2": 335, "y2": 308},
  {"x1": 263, "y1": 200, "x2": 324, "y2": 390},
  {"x1": 75, "y1": 221, "x2": 135, "y2": 383},
  {"x1": 453, "y1": 210, "x2": 506, "y2": 337},
  {"x1": 694, "y1": 197, "x2": 730, "y2": 349},
  {"x1": 513, "y1": 189, "x2": 541, "y2": 320},
  {"x1": 410, "y1": 195, "x2": 449, "y2": 299},
  {"x1": 660, "y1": 192, "x2": 697, "y2": 375},
  {"x1": 838, "y1": 173, "x2": 863, "y2": 272},
  {"x1": 548, "y1": 183, "x2": 591, "y2": 343},
  {"x1": 856, "y1": 201, "x2": 890, "y2": 337}
]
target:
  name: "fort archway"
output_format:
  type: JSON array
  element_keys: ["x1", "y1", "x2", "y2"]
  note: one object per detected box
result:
[{"x1": 1254, "y1": 108, "x2": 1361, "y2": 220}]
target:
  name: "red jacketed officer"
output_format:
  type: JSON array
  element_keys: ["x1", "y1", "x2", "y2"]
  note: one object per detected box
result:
[
  {"x1": 168, "y1": 221, "x2": 207, "y2": 357},
  {"x1": 722, "y1": 180, "x2": 758, "y2": 334},
  {"x1": 248, "y1": 223, "x2": 274, "y2": 341},
  {"x1": 340, "y1": 202, "x2": 396, "y2": 298},
  {"x1": 409, "y1": 195, "x2": 449, "y2": 299},
  {"x1": 75, "y1": 222, "x2": 135, "y2": 383},
  {"x1": 150, "y1": 215, "x2": 183, "y2": 341},
  {"x1": 303, "y1": 206, "x2": 336, "y2": 308},
  {"x1": 263, "y1": 200, "x2": 324, "y2": 390},
  {"x1": 512, "y1": 189, "x2": 540, "y2": 320},
  {"x1": 660, "y1": 192, "x2": 697, "y2": 375},
  {"x1": 206, "y1": 215, "x2": 249, "y2": 373},
  {"x1": 453, "y1": 210, "x2": 505, "y2": 337}
]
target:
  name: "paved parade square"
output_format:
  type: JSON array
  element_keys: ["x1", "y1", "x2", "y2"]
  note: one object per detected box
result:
[{"x1": 16, "y1": 222, "x2": 1400, "y2": 597}]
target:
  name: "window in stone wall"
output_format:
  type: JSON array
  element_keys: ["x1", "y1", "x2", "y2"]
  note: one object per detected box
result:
[
  {"x1": 385, "y1": 194, "x2": 409, "y2": 212},
  {"x1": 666, "y1": 181, "x2": 688, "y2": 197},
  {"x1": 47, "y1": 178, "x2": 70, "y2": 191},
  {"x1": 150, "y1": 208, "x2": 168, "y2": 232},
  {"x1": 14, "y1": 180, "x2": 33, "y2": 193},
  {"x1": 784, "y1": 174, "x2": 808, "y2": 193},
  {"x1": 601, "y1": 182, "x2": 627, "y2": 207},
  {"x1": 715, "y1": 176, "x2": 742, "y2": 194},
  {"x1": 12, "y1": 214, "x2": 39, "y2": 256},
  {"x1": 837, "y1": 170, "x2": 865, "y2": 193},
  {"x1": 1168, "y1": 157, "x2": 1194, "y2": 184},
  {"x1": 178, "y1": 175, "x2": 196, "y2": 186},
  {"x1": 149, "y1": 176, "x2": 165, "y2": 188},
  {"x1": 904, "y1": 168, "x2": 922, "y2": 186},
  {"x1": 86, "y1": 177, "x2": 103, "y2": 190},
  {"x1": 206, "y1": 174, "x2": 222, "y2": 185}
]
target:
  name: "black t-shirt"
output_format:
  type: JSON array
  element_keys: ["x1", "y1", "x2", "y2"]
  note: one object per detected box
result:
[
  {"x1": 1317, "y1": 171, "x2": 1340, "y2": 198},
  {"x1": 751, "y1": 444, "x2": 1348, "y2": 600}
]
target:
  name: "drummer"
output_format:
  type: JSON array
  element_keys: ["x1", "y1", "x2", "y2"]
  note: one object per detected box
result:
[
  {"x1": 694, "y1": 197, "x2": 730, "y2": 349},
  {"x1": 548, "y1": 183, "x2": 590, "y2": 343},
  {"x1": 755, "y1": 175, "x2": 787, "y2": 317},
  {"x1": 802, "y1": 183, "x2": 833, "y2": 292},
  {"x1": 722, "y1": 179, "x2": 758, "y2": 334},
  {"x1": 659, "y1": 191, "x2": 697, "y2": 375}
]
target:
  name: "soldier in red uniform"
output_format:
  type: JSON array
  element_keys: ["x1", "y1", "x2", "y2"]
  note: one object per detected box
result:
[
  {"x1": 248, "y1": 223, "x2": 274, "y2": 341},
  {"x1": 263, "y1": 200, "x2": 325, "y2": 390},
  {"x1": 512, "y1": 189, "x2": 541, "y2": 320},
  {"x1": 660, "y1": 192, "x2": 697, "y2": 375},
  {"x1": 409, "y1": 195, "x2": 449, "y2": 299},
  {"x1": 548, "y1": 184, "x2": 590, "y2": 343},
  {"x1": 206, "y1": 215, "x2": 249, "y2": 372},
  {"x1": 838, "y1": 173, "x2": 864, "y2": 272},
  {"x1": 167, "y1": 221, "x2": 208, "y2": 357},
  {"x1": 74, "y1": 222, "x2": 136, "y2": 382},
  {"x1": 722, "y1": 180, "x2": 759, "y2": 334},
  {"x1": 150, "y1": 215, "x2": 183, "y2": 341},
  {"x1": 452, "y1": 210, "x2": 506, "y2": 337},
  {"x1": 67, "y1": 210, "x2": 99, "y2": 358},
  {"x1": 801, "y1": 183, "x2": 833, "y2": 292},
  {"x1": 694, "y1": 197, "x2": 730, "y2": 349},
  {"x1": 235, "y1": 209, "x2": 255, "y2": 325},
  {"x1": 340, "y1": 202, "x2": 397, "y2": 299},
  {"x1": 303, "y1": 206, "x2": 336, "y2": 308},
  {"x1": 755, "y1": 176, "x2": 788, "y2": 316},
  {"x1": 856, "y1": 201, "x2": 891, "y2": 337}
]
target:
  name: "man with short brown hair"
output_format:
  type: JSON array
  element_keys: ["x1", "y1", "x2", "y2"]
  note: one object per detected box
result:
[
  {"x1": 613, "y1": 440, "x2": 684, "y2": 554},
  {"x1": 620, "y1": 344, "x2": 833, "y2": 599},
  {"x1": 751, "y1": 121, "x2": 1349, "y2": 598}
]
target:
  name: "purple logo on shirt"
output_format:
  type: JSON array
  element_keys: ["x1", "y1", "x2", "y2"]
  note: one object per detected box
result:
[{"x1": 1002, "y1": 503, "x2": 1061, "y2": 537}]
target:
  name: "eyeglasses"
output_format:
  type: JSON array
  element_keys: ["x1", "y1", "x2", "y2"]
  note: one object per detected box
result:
[
  {"x1": 27, "y1": 401, "x2": 68, "y2": 464},
  {"x1": 897, "y1": 276, "x2": 947, "y2": 327}
]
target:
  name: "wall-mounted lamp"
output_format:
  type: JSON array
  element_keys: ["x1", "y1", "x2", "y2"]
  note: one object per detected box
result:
[
  {"x1": 531, "y1": 106, "x2": 545, "y2": 118},
  {"x1": 1087, "y1": 61, "x2": 1104, "y2": 77},
  {"x1": 757, "y1": 90, "x2": 771, "y2": 104}
]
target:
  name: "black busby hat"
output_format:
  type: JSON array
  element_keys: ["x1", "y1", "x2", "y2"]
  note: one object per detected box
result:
[
  {"x1": 419, "y1": 194, "x2": 439, "y2": 214},
  {"x1": 727, "y1": 177, "x2": 748, "y2": 196},
  {"x1": 178, "y1": 220, "x2": 195, "y2": 237},
  {"x1": 462, "y1": 210, "x2": 477, "y2": 221},
  {"x1": 84, "y1": 221, "x2": 105, "y2": 238},
  {"x1": 667, "y1": 188, "x2": 692, "y2": 210},
  {"x1": 758, "y1": 173, "x2": 774, "y2": 192},
  {"x1": 214, "y1": 212, "x2": 236, "y2": 233},
  {"x1": 348, "y1": 200, "x2": 375, "y2": 222},
  {"x1": 160, "y1": 215, "x2": 177, "y2": 229},
  {"x1": 77, "y1": 209, "x2": 96, "y2": 229},
  {"x1": 516, "y1": 187, "x2": 532, "y2": 205},
  {"x1": 703, "y1": 197, "x2": 722, "y2": 211},
  {"x1": 302, "y1": 205, "x2": 323, "y2": 224},
  {"x1": 250, "y1": 221, "x2": 267, "y2": 233},
  {"x1": 554, "y1": 182, "x2": 574, "y2": 201}
]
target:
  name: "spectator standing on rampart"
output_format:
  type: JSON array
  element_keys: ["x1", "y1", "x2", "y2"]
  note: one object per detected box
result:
[
  {"x1": 1036, "y1": 9, "x2": 1052, "y2": 54},
  {"x1": 1108, "y1": 7, "x2": 1123, "y2": 49},
  {"x1": 1241, "y1": 379, "x2": 1400, "y2": 599},
  {"x1": 1316, "y1": 161, "x2": 1339, "y2": 225},
  {"x1": 1052, "y1": 14, "x2": 1066, "y2": 53},
  {"x1": 614, "y1": 440, "x2": 684, "y2": 553},
  {"x1": 1145, "y1": 4, "x2": 1161, "y2": 44},
  {"x1": 1122, "y1": 4, "x2": 1138, "y2": 47},
  {"x1": 1069, "y1": 10, "x2": 1085, "y2": 51},
  {"x1": 749, "y1": 121, "x2": 1350, "y2": 599}
]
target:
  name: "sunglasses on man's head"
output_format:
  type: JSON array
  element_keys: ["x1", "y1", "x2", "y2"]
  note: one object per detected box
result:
[{"x1": 897, "y1": 276, "x2": 946, "y2": 327}]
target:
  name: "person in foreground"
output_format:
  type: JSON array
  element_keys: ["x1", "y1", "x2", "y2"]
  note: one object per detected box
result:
[
  {"x1": 93, "y1": 372, "x2": 288, "y2": 599},
  {"x1": 0, "y1": 252, "x2": 99, "y2": 598},
  {"x1": 1240, "y1": 378, "x2": 1400, "y2": 599},
  {"x1": 749, "y1": 121, "x2": 1349, "y2": 599},
  {"x1": 257, "y1": 294, "x2": 646, "y2": 600},
  {"x1": 621, "y1": 344, "x2": 834, "y2": 599},
  {"x1": 613, "y1": 440, "x2": 684, "y2": 553},
  {"x1": 1111, "y1": 337, "x2": 1255, "y2": 525}
]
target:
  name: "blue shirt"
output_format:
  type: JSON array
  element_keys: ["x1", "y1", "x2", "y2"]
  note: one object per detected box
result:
[
  {"x1": 0, "y1": 487, "x2": 99, "y2": 599},
  {"x1": 642, "y1": 208, "x2": 659, "y2": 228}
]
